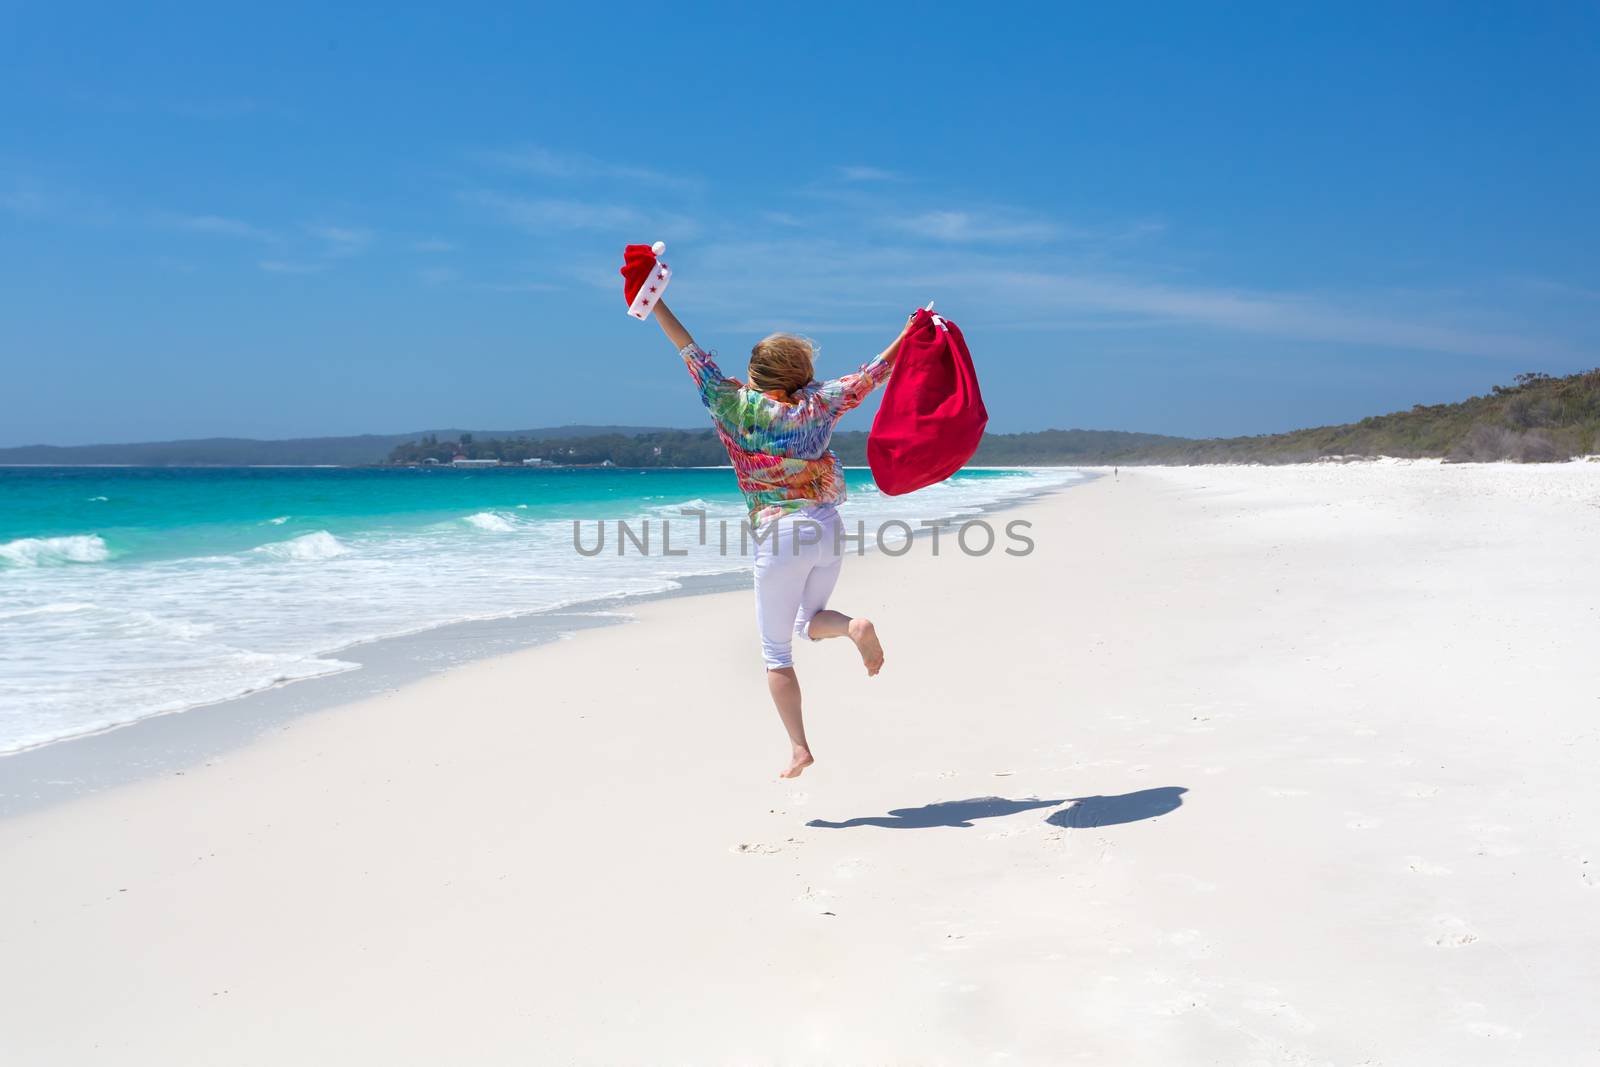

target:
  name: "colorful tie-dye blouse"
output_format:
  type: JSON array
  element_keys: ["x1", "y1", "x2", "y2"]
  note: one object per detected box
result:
[{"x1": 679, "y1": 342, "x2": 896, "y2": 526}]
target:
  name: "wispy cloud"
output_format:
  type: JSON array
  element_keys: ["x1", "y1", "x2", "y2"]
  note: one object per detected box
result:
[
  {"x1": 305, "y1": 224, "x2": 373, "y2": 256},
  {"x1": 459, "y1": 190, "x2": 696, "y2": 237},
  {"x1": 461, "y1": 191, "x2": 641, "y2": 231},
  {"x1": 1505, "y1": 276, "x2": 1600, "y2": 303},
  {"x1": 475, "y1": 145, "x2": 699, "y2": 190},
  {"x1": 744, "y1": 183, "x2": 1576, "y2": 359},
  {"x1": 167, "y1": 213, "x2": 276, "y2": 242},
  {"x1": 418, "y1": 266, "x2": 459, "y2": 286},
  {"x1": 979, "y1": 270, "x2": 1562, "y2": 360},
  {"x1": 835, "y1": 165, "x2": 900, "y2": 182},
  {"x1": 677, "y1": 233, "x2": 1569, "y2": 362},
  {"x1": 1113, "y1": 219, "x2": 1168, "y2": 242},
  {"x1": 883, "y1": 210, "x2": 1060, "y2": 244},
  {"x1": 0, "y1": 187, "x2": 50, "y2": 217},
  {"x1": 0, "y1": 175, "x2": 116, "y2": 225},
  {"x1": 258, "y1": 259, "x2": 326, "y2": 275}
]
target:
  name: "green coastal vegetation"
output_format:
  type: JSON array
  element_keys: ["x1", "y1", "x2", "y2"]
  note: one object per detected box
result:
[
  {"x1": 1112, "y1": 370, "x2": 1600, "y2": 464},
  {"x1": 385, "y1": 369, "x2": 1600, "y2": 468}
]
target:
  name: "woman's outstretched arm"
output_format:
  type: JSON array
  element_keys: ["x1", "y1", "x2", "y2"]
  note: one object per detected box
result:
[
  {"x1": 817, "y1": 313, "x2": 916, "y2": 416},
  {"x1": 651, "y1": 300, "x2": 694, "y2": 350}
]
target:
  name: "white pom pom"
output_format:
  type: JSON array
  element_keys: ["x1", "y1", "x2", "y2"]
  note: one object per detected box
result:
[{"x1": 650, "y1": 241, "x2": 666, "y2": 256}]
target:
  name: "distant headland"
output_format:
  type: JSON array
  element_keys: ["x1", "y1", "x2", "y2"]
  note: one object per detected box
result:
[{"x1": 3, "y1": 370, "x2": 1595, "y2": 468}]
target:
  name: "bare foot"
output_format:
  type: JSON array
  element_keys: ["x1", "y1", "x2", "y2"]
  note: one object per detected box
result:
[
  {"x1": 780, "y1": 748, "x2": 815, "y2": 779},
  {"x1": 848, "y1": 617, "x2": 884, "y2": 676}
]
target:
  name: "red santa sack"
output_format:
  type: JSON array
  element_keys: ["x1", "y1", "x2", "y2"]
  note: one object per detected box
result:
[{"x1": 867, "y1": 306, "x2": 989, "y2": 496}]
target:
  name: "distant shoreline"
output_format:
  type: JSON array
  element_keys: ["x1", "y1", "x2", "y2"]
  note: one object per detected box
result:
[{"x1": 10, "y1": 367, "x2": 1595, "y2": 468}]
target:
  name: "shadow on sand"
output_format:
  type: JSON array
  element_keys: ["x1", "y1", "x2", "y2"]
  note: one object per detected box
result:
[
  {"x1": 1045, "y1": 786, "x2": 1187, "y2": 828},
  {"x1": 806, "y1": 787, "x2": 1187, "y2": 831}
]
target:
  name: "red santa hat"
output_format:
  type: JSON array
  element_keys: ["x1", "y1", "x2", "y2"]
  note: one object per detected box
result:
[{"x1": 620, "y1": 241, "x2": 670, "y2": 319}]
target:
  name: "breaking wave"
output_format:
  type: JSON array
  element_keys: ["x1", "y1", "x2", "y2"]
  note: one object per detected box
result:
[
  {"x1": 253, "y1": 530, "x2": 349, "y2": 561},
  {"x1": 0, "y1": 534, "x2": 111, "y2": 568},
  {"x1": 464, "y1": 511, "x2": 517, "y2": 532}
]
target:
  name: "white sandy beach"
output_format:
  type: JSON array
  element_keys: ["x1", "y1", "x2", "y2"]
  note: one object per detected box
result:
[{"x1": 2, "y1": 462, "x2": 1597, "y2": 1065}]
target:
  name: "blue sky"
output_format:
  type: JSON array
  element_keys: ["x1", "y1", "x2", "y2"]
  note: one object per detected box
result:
[{"x1": 3, "y1": 2, "x2": 1597, "y2": 446}]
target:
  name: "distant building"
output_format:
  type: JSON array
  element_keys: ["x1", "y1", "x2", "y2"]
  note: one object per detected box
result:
[
  {"x1": 522, "y1": 457, "x2": 554, "y2": 467},
  {"x1": 452, "y1": 457, "x2": 500, "y2": 468}
]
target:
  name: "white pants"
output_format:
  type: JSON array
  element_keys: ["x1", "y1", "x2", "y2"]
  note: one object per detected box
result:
[{"x1": 752, "y1": 505, "x2": 843, "y2": 669}]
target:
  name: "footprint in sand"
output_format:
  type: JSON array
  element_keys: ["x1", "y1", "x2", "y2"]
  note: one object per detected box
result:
[
  {"x1": 1150, "y1": 990, "x2": 1210, "y2": 1017},
  {"x1": 794, "y1": 885, "x2": 838, "y2": 914},
  {"x1": 1165, "y1": 929, "x2": 1212, "y2": 959},
  {"x1": 732, "y1": 839, "x2": 799, "y2": 855},
  {"x1": 1431, "y1": 916, "x2": 1479, "y2": 947},
  {"x1": 1162, "y1": 873, "x2": 1219, "y2": 893},
  {"x1": 1405, "y1": 857, "x2": 1453, "y2": 876},
  {"x1": 1403, "y1": 783, "x2": 1441, "y2": 798},
  {"x1": 1583, "y1": 859, "x2": 1595, "y2": 888}
]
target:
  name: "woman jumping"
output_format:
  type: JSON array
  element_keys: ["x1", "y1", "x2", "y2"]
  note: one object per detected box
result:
[{"x1": 648, "y1": 299, "x2": 911, "y2": 778}]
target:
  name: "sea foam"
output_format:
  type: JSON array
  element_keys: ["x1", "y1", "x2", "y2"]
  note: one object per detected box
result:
[
  {"x1": 254, "y1": 530, "x2": 349, "y2": 561},
  {"x1": 464, "y1": 511, "x2": 517, "y2": 532},
  {"x1": 0, "y1": 601, "x2": 96, "y2": 620},
  {"x1": 0, "y1": 534, "x2": 110, "y2": 567}
]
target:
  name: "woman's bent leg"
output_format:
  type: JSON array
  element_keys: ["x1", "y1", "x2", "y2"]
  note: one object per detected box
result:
[
  {"x1": 791, "y1": 530, "x2": 883, "y2": 675},
  {"x1": 806, "y1": 612, "x2": 885, "y2": 676},
  {"x1": 805, "y1": 606, "x2": 886, "y2": 677}
]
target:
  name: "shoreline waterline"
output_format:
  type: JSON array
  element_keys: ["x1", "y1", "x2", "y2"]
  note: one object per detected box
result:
[
  {"x1": 0, "y1": 475, "x2": 1087, "y2": 816},
  {"x1": 1, "y1": 466, "x2": 1084, "y2": 756}
]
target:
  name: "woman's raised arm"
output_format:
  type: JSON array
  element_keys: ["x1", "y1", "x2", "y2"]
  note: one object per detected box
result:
[
  {"x1": 655, "y1": 298, "x2": 738, "y2": 414},
  {"x1": 651, "y1": 300, "x2": 695, "y2": 350}
]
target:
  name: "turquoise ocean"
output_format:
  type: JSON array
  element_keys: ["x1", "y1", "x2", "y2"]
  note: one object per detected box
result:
[{"x1": 0, "y1": 465, "x2": 1080, "y2": 754}]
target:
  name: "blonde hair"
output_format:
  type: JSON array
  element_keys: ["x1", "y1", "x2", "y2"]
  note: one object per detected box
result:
[{"x1": 748, "y1": 333, "x2": 816, "y2": 397}]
